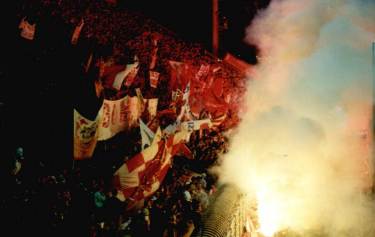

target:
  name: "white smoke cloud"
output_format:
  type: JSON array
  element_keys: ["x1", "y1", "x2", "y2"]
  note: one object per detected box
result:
[{"x1": 218, "y1": 0, "x2": 375, "y2": 236}]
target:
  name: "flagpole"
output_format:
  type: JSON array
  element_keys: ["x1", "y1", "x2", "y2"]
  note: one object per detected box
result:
[
  {"x1": 212, "y1": 0, "x2": 219, "y2": 57},
  {"x1": 372, "y1": 41, "x2": 375, "y2": 192}
]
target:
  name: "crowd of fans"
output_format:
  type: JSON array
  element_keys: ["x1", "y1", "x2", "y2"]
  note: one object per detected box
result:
[
  {"x1": 3, "y1": 0, "x2": 248, "y2": 236},
  {"x1": 4, "y1": 130, "x2": 223, "y2": 237}
]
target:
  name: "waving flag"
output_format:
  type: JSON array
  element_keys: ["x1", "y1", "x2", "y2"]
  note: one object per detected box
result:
[
  {"x1": 177, "y1": 82, "x2": 193, "y2": 122},
  {"x1": 97, "y1": 96, "x2": 128, "y2": 141},
  {"x1": 223, "y1": 53, "x2": 251, "y2": 73},
  {"x1": 114, "y1": 128, "x2": 192, "y2": 202},
  {"x1": 101, "y1": 64, "x2": 126, "y2": 89},
  {"x1": 113, "y1": 128, "x2": 163, "y2": 199},
  {"x1": 124, "y1": 63, "x2": 140, "y2": 87},
  {"x1": 113, "y1": 62, "x2": 139, "y2": 90},
  {"x1": 147, "y1": 98, "x2": 158, "y2": 119},
  {"x1": 195, "y1": 64, "x2": 210, "y2": 81},
  {"x1": 168, "y1": 61, "x2": 191, "y2": 94},
  {"x1": 74, "y1": 110, "x2": 100, "y2": 159},
  {"x1": 139, "y1": 119, "x2": 155, "y2": 150},
  {"x1": 19, "y1": 17, "x2": 36, "y2": 40},
  {"x1": 210, "y1": 113, "x2": 227, "y2": 127}
]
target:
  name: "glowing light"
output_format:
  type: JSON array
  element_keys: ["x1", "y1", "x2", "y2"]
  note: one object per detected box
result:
[
  {"x1": 258, "y1": 208, "x2": 279, "y2": 236},
  {"x1": 256, "y1": 189, "x2": 284, "y2": 237}
]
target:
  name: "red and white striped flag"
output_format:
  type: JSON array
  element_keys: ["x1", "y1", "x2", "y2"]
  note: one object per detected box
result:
[
  {"x1": 114, "y1": 128, "x2": 192, "y2": 202},
  {"x1": 113, "y1": 128, "x2": 167, "y2": 201}
]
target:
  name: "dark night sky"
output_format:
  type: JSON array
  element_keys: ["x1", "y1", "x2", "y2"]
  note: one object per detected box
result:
[{"x1": 118, "y1": 0, "x2": 271, "y2": 64}]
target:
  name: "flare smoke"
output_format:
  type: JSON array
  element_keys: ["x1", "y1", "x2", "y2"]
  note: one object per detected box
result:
[{"x1": 218, "y1": 0, "x2": 375, "y2": 236}]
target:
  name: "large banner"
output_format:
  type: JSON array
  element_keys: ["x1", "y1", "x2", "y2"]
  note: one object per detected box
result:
[
  {"x1": 128, "y1": 96, "x2": 142, "y2": 128},
  {"x1": 74, "y1": 110, "x2": 100, "y2": 159},
  {"x1": 97, "y1": 95, "x2": 146, "y2": 141},
  {"x1": 98, "y1": 96, "x2": 129, "y2": 141}
]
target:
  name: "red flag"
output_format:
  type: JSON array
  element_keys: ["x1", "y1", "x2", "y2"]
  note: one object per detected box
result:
[
  {"x1": 113, "y1": 128, "x2": 164, "y2": 199},
  {"x1": 19, "y1": 17, "x2": 36, "y2": 40},
  {"x1": 223, "y1": 53, "x2": 251, "y2": 73},
  {"x1": 124, "y1": 65, "x2": 139, "y2": 87},
  {"x1": 114, "y1": 128, "x2": 192, "y2": 203},
  {"x1": 101, "y1": 64, "x2": 126, "y2": 89},
  {"x1": 149, "y1": 47, "x2": 158, "y2": 70},
  {"x1": 168, "y1": 61, "x2": 191, "y2": 93},
  {"x1": 210, "y1": 113, "x2": 227, "y2": 127},
  {"x1": 203, "y1": 88, "x2": 228, "y2": 115},
  {"x1": 195, "y1": 64, "x2": 210, "y2": 81},
  {"x1": 211, "y1": 77, "x2": 224, "y2": 98},
  {"x1": 173, "y1": 143, "x2": 193, "y2": 159}
]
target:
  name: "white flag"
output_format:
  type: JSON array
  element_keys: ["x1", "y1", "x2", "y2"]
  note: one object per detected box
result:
[
  {"x1": 97, "y1": 96, "x2": 128, "y2": 141},
  {"x1": 74, "y1": 109, "x2": 100, "y2": 159},
  {"x1": 113, "y1": 62, "x2": 139, "y2": 90},
  {"x1": 139, "y1": 119, "x2": 155, "y2": 150}
]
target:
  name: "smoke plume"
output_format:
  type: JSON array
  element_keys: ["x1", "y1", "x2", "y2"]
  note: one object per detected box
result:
[{"x1": 218, "y1": 0, "x2": 375, "y2": 236}]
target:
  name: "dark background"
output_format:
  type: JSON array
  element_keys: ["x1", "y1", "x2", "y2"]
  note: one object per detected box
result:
[
  {"x1": 0, "y1": 0, "x2": 272, "y2": 175},
  {"x1": 118, "y1": 0, "x2": 271, "y2": 63}
]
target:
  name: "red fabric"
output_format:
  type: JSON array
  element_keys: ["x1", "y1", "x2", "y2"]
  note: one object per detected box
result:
[
  {"x1": 124, "y1": 67, "x2": 139, "y2": 87},
  {"x1": 102, "y1": 64, "x2": 125, "y2": 89},
  {"x1": 126, "y1": 153, "x2": 145, "y2": 173},
  {"x1": 174, "y1": 143, "x2": 193, "y2": 159},
  {"x1": 211, "y1": 77, "x2": 224, "y2": 98},
  {"x1": 203, "y1": 88, "x2": 228, "y2": 115},
  {"x1": 168, "y1": 61, "x2": 191, "y2": 93}
]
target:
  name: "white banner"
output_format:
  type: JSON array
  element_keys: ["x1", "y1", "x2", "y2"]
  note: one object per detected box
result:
[
  {"x1": 147, "y1": 98, "x2": 158, "y2": 120},
  {"x1": 128, "y1": 96, "x2": 143, "y2": 128},
  {"x1": 74, "y1": 110, "x2": 100, "y2": 159},
  {"x1": 98, "y1": 96, "x2": 128, "y2": 141}
]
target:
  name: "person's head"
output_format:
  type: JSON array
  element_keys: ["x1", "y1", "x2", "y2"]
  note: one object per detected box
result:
[
  {"x1": 187, "y1": 183, "x2": 195, "y2": 192},
  {"x1": 111, "y1": 189, "x2": 118, "y2": 197}
]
